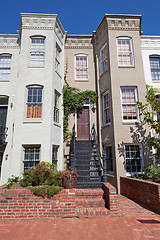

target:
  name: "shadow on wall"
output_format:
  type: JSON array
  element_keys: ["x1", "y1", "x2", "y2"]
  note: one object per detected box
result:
[{"x1": 117, "y1": 121, "x2": 153, "y2": 171}]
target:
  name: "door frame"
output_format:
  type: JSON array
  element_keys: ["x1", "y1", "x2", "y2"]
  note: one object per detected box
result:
[{"x1": 75, "y1": 102, "x2": 91, "y2": 139}]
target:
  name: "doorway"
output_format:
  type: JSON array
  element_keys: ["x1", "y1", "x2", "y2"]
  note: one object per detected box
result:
[{"x1": 77, "y1": 106, "x2": 90, "y2": 140}]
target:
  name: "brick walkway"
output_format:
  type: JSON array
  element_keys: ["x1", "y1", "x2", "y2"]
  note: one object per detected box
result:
[{"x1": 0, "y1": 195, "x2": 160, "y2": 240}]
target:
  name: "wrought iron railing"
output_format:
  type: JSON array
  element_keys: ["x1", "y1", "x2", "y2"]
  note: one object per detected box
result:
[
  {"x1": 70, "y1": 124, "x2": 76, "y2": 171},
  {"x1": 91, "y1": 123, "x2": 107, "y2": 182},
  {"x1": 0, "y1": 124, "x2": 7, "y2": 143}
]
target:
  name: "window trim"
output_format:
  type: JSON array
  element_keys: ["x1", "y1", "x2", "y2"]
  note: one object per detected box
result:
[
  {"x1": 117, "y1": 37, "x2": 134, "y2": 67},
  {"x1": 149, "y1": 55, "x2": 160, "y2": 81},
  {"x1": 120, "y1": 87, "x2": 139, "y2": 122},
  {"x1": 99, "y1": 43, "x2": 108, "y2": 76},
  {"x1": 25, "y1": 85, "x2": 44, "y2": 122},
  {"x1": 102, "y1": 91, "x2": 110, "y2": 126},
  {"x1": 0, "y1": 53, "x2": 12, "y2": 81},
  {"x1": 75, "y1": 54, "x2": 89, "y2": 81},
  {"x1": 29, "y1": 35, "x2": 46, "y2": 67},
  {"x1": 22, "y1": 145, "x2": 41, "y2": 172},
  {"x1": 54, "y1": 90, "x2": 61, "y2": 124},
  {"x1": 124, "y1": 144, "x2": 144, "y2": 176}
]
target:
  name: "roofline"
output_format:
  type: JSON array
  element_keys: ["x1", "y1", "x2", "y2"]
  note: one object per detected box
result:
[
  {"x1": 141, "y1": 35, "x2": 160, "y2": 38},
  {"x1": 0, "y1": 34, "x2": 18, "y2": 37},
  {"x1": 66, "y1": 34, "x2": 92, "y2": 37},
  {"x1": 20, "y1": 13, "x2": 58, "y2": 18},
  {"x1": 96, "y1": 14, "x2": 142, "y2": 33}
]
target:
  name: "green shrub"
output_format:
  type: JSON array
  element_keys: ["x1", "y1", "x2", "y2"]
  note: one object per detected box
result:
[
  {"x1": 133, "y1": 173, "x2": 144, "y2": 180},
  {"x1": 52, "y1": 171, "x2": 62, "y2": 187},
  {"x1": 6, "y1": 175, "x2": 20, "y2": 189},
  {"x1": 20, "y1": 163, "x2": 54, "y2": 187},
  {"x1": 28, "y1": 185, "x2": 63, "y2": 198},
  {"x1": 145, "y1": 165, "x2": 160, "y2": 180}
]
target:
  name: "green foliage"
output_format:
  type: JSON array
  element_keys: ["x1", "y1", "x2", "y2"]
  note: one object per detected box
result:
[
  {"x1": 137, "y1": 85, "x2": 160, "y2": 159},
  {"x1": 20, "y1": 163, "x2": 57, "y2": 187},
  {"x1": 133, "y1": 173, "x2": 144, "y2": 180},
  {"x1": 6, "y1": 175, "x2": 20, "y2": 189},
  {"x1": 28, "y1": 185, "x2": 63, "y2": 198},
  {"x1": 63, "y1": 83, "x2": 97, "y2": 139},
  {"x1": 145, "y1": 165, "x2": 160, "y2": 180}
]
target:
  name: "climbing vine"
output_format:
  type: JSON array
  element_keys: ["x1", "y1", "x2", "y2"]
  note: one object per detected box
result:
[{"x1": 63, "y1": 83, "x2": 97, "y2": 139}]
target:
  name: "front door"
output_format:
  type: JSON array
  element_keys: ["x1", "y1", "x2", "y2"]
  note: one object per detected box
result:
[{"x1": 77, "y1": 106, "x2": 90, "y2": 140}]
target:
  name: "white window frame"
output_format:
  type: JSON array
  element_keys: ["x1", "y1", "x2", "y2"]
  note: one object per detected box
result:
[
  {"x1": 23, "y1": 145, "x2": 41, "y2": 172},
  {"x1": 55, "y1": 43, "x2": 62, "y2": 76},
  {"x1": 149, "y1": 55, "x2": 160, "y2": 81},
  {"x1": 30, "y1": 36, "x2": 45, "y2": 67},
  {"x1": 0, "y1": 54, "x2": 12, "y2": 80},
  {"x1": 120, "y1": 87, "x2": 139, "y2": 122},
  {"x1": 124, "y1": 144, "x2": 144, "y2": 176},
  {"x1": 102, "y1": 91, "x2": 110, "y2": 126},
  {"x1": 99, "y1": 43, "x2": 108, "y2": 75},
  {"x1": 54, "y1": 90, "x2": 61, "y2": 124},
  {"x1": 25, "y1": 85, "x2": 43, "y2": 120},
  {"x1": 75, "y1": 54, "x2": 88, "y2": 80},
  {"x1": 117, "y1": 37, "x2": 134, "y2": 67}
]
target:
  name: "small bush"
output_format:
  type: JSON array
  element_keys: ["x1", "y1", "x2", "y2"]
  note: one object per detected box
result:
[
  {"x1": 133, "y1": 173, "x2": 144, "y2": 180},
  {"x1": 6, "y1": 175, "x2": 20, "y2": 189},
  {"x1": 20, "y1": 163, "x2": 54, "y2": 187},
  {"x1": 145, "y1": 165, "x2": 160, "y2": 181},
  {"x1": 28, "y1": 185, "x2": 63, "y2": 198}
]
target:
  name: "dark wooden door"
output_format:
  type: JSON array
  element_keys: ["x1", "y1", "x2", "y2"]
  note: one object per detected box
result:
[{"x1": 77, "y1": 106, "x2": 90, "y2": 140}]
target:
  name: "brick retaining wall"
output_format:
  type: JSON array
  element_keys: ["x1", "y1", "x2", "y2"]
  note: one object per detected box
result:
[
  {"x1": 0, "y1": 188, "x2": 76, "y2": 219},
  {"x1": 120, "y1": 177, "x2": 160, "y2": 214},
  {"x1": 102, "y1": 183, "x2": 118, "y2": 214}
]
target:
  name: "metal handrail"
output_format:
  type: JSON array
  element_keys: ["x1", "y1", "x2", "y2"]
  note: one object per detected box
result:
[{"x1": 91, "y1": 123, "x2": 103, "y2": 169}]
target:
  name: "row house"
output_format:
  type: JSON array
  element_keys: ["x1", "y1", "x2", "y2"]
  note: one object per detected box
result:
[
  {"x1": 0, "y1": 13, "x2": 157, "y2": 192},
  {"x1": 0, "y1": 13, "x2": 66, "y2": 185}
]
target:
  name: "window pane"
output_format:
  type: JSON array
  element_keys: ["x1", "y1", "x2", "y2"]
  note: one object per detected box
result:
[
  {"x1": 76, "y1": 55, "x2": 88, "y2": 80},
  {"x1": 23, "y1": 146, "x2": 40, "y2": 171},
  {"x1": 27, "y1": 88, "x2": 42, "y2": 118},
  {"x1": 150, "y1": 57, "x2": 160, "y2": 81},
  {"x1": 125, "y1": 145, "x2": 142, "y2": 173},
  {"x1": 117, "y1": 38, "x2": 133, "y2": 66}
]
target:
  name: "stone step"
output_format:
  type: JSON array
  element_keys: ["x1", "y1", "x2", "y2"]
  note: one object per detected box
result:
[
  {"x1": 76, "y1": 170, "x2": 100, "y2": 176},
  {"x1": 76, "y1": 207, "x2": 109, "y2": 218},
  {"x1": 77, "y1": 176, "x2": 101, "y2": 182},
  {"x1": 75, "y1": 160, "x2": 99, "y2": 165},
  {"x1": 75, "y1": 165, "x2": 99, "y2": 171}
]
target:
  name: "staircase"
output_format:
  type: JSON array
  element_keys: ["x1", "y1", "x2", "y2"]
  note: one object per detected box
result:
[
  {"x1": 72, "y1": 140, "x2": 102, "y2": 189},
  {"x1": 75, "y1": 189, "x2": 109, "y2": 218}
]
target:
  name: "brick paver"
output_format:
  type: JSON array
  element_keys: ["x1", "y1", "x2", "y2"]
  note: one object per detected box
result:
[{"x1": 0, "y1": 216, "x2": 160, "y2": 240}]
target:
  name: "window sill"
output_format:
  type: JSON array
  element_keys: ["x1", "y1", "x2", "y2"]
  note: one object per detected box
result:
[
  {"x1": 0, "y1": 79, "x2": 9, "y2": 82},
  {"x1": 23, "y1": 119, "x2": 42, "y2": 123},
  {"x1": 126, "y1": 171, "x2": 143, "y2": 177},
  {"x1": 75, "y1": 79, "x2": 89, "y2": 82},
  {"x1": 54, "y1": 122, "x2": 61, "y2": 128},
  {"x1": 152, "y1": 80, "x2": 160, "y2": 83},
  {"x1": 122, "y1": 120, "x2": 140, "y2": 125},
  {"x1": 118, "y1": 65, "x2": 135, "y2": 68},
  {"x1": 28, "y1": 65, "x2": 45, "y2": 69}
]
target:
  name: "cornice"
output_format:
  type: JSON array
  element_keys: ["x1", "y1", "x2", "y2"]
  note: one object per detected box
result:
[
  {"x1": 107, "y1": 18, "x2": 140, "y2": 32},
  {"x1": 65, "y1": 46, "x2": 93, "y2": 49},
  {"x1": 0, "y1": 37, "x2": 18, "y2": 49},
  {"x1": 141, "y1": 38, "x2": 160, "y2": 49},
  {"x1": 65, "y1": 38, "x2": 93, "y2": 49}
]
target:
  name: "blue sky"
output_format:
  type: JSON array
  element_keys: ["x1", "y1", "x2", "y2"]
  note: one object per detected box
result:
[{"x1": 1, "y1": 0, "x2": 160, "y2": 35}]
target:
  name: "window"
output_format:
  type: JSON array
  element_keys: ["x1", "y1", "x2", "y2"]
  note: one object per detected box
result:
[
  {"x1": 125, "y1": 145, "x2": 143, "y2": 173},
  {"x1": 52, "y1": 145, "x2": 59, "y2": 170},
  {"x1": 0, "y1": 54, "x2": 11, "y2": 79},
  {"x1": 150, "y1": 56, "x2": 160, "y2": 81},
  {"x1": 117, "y1": 37, "x2": 134, "y2": 66},
  {"x1": 105, "y1": 146, "x2": 113, "y2": 172},
  {"x1": 121, "y1": 88, "x2": 138, "y2": 121},
  {"x1": 55, "y1": 43, "x2": 61, "y2": 75},
  {"x1": 30, "y1": 36, "x2": 45, "y2": 66},
  {"x1": 54, "y1": 90, "x2": 60, "y2": 123},
  {"x1": 23, "y1": 146, "x2": 40, "y2": 171},
  {"x1": 75, "y1": 54, "x2": 88, "y2": 80},
  {"x1": 102, "y1": 92, "x2": 110, "y2": 125},
  {"x1": 26, "y1": 86, "x2": 43, "y2": 119},
  {"x1": 99, "y1": 44, "x2": 108, "y2": 75},
  {"x1": 156, "y1": 94, "x2": 160, "y2": 120}
]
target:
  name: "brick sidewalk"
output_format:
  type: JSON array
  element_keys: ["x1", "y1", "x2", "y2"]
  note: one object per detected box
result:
[{"x1": 0, "y1": 216, "x2": 160, "y2": 240}]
